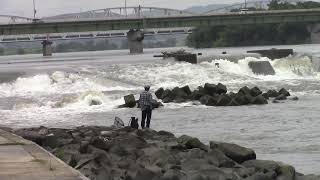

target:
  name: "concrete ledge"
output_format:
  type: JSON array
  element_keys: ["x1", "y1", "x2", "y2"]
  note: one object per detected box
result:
[{"x1": 0, "y1": 129, "x2": 89, "y2": 180}]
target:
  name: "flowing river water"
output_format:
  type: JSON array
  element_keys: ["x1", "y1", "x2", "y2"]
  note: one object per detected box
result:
[{"x1": 0, "y1": 44, "x2": 320, "y2": 174}]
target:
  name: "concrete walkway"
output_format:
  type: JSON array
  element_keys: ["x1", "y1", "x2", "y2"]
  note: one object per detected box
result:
[{"x1": 0, "y1": 129, "x2": 89, "y2": 180}]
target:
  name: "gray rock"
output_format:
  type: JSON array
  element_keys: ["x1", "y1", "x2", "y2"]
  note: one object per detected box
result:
[
  {"x1": 155, "y1": 88, "x2": 165, "y2": 99},
  {"x1": 276, "y1": 164, "x2": 295, "y2": 180},
  {"x1": 239, "y1": 86, "x2": 251, "y2": 95},
  {"x1": 267, "y1": 90, "x2": 279, "y2": 98},
  {"x1": 210, "y1": 141, "x2": 256, "y2": 164},
  {"x1": 199, "y1": 95, "x2": 213, "y2": 105},
  {"x1": 163, "y1": 169, "x2": 187, "y2": 180},
  {"x1": 181, "y1": 85, "x2": 192, "y2": 95},
  {"x1": 251, "y1": 95, "x2": 268, "y2": 105},
  {"x1": 279, "y1": 88, "x2": 291, "y2": 96},
  {"x1": 124, "y1": 94, "x2": 136, "y2": 108},
  {"x1": 242, "y1": 160, "x2": 280, "y2": 173},
  {"x1": 172, "y1": 87, "x2": 189, "y2": 100},
  {"x1": 216, "y1": 94, "x2": 232, "y2": 106},
  {"x1": 204, "y1": 83, "x2": 217, "y2": 95},
  {"x1": 275, "y1": 94, "x2": 287, "y2": 100},
  {"x1": 205, "y1": 149, "x2": 236, "y2": 168},
  {"x1": 216, "y1": 83, "x2": 227, "y2": 94},
  {"x1": 250, "y1": 87, "x2": 262, "y2": 97},
  {"x1": 178, "y1": 135, "x2": 208, "y2": 151}
]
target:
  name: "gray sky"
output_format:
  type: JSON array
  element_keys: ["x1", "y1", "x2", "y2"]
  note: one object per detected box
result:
[{"x1": 0, "y1": 0, "x2": 239, "y2": 17}]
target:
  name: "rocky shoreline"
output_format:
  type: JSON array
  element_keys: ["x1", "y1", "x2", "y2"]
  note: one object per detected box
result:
[{"x1": 9, "y1": 125, "x2": 320, "y2": 180}]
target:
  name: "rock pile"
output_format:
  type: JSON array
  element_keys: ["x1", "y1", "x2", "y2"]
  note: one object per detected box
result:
[
  {"x1": 12, "y1": 126, "x2": 317, "y2": 180},
  {"x1": 155, "y1": 83, "x2": 296, "y2": 106}
]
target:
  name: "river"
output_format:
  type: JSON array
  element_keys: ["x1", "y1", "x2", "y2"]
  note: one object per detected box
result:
[{"x1": 0, "y1": 44, "x2": 320, "y2": 174}]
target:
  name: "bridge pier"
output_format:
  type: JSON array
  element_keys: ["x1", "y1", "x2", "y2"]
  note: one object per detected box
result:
[
  {"x1": 127, "y1": 29, "x2": 144, "y2": 54},
  {"x1": 41, "y1": 40, "x2": 53, "y2": 56}
]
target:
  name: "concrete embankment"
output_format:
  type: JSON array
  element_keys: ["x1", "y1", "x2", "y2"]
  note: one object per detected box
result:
[
  {"x1": 11, "y1": 126, "x2": 320, "y2": 180},
  {"x1": 0, "y1": 128, "x2": 88, "y2": 180}
]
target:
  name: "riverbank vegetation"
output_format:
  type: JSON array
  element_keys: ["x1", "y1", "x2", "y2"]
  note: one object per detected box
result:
[{"x1": 186, "y1": 0, "x2": 320, "y2": 48}]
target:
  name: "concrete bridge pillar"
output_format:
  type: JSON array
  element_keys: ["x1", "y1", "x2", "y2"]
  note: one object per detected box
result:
[
  {"x1": 308, "y1": 23, "x2": 320, "y2": 43},
  {"x1": 41, "y1": 40, "x2": 53, "y2": 56},
  {"x1": 127, "y1": 29, "x2": 144, "y2": 54}
]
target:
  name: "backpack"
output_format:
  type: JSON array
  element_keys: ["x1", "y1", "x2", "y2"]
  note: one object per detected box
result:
[{"x1": 129, "y1": 117, "x2": 139, "y2": 129}]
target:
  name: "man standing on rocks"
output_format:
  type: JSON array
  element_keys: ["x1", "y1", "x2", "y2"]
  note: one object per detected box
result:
[{"x1": 139, "y1": 85, "x2": 153, "y2": 128}]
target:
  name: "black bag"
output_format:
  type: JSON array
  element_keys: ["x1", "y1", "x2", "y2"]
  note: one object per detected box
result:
[{"x1": 129, "y1": 117, "x2": 139, "y2": 129}]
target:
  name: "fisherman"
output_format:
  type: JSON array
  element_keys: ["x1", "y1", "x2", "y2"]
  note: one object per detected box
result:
[{"x1": 139, "y1": 85, "x2": 153, "y2": 129}]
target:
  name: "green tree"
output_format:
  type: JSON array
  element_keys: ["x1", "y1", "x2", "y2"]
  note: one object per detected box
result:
[
  {"x1": 16, "y1": 48, "x2": 25, "y2": 55},
  {"x1": 0, "y1": 48, "x2": 4, "y2": 55}
]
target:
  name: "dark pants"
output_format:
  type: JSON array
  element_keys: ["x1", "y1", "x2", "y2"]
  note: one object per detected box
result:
[{"x1": 141, "y1": 108, "x2": 152, "y2": 128}]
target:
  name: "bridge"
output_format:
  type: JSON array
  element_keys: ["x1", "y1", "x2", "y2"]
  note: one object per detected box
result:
[{"x1": 0, "y1": 7, "x2": 320, "y2": 55}]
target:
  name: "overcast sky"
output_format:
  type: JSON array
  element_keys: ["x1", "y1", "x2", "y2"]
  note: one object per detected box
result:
[{"x1": 0, "y1": 0, "x2": 240, "y2": 17}]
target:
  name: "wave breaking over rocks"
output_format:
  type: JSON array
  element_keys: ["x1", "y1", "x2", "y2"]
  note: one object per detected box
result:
[{"x1": 11, "y1": 126, "x2": 319, "y2": 180}]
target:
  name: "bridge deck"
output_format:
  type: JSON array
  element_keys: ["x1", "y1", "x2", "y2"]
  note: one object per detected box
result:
[
  {"x1": 0, "y1": 129, "x2": 88, "y2": 180},
  {"x1": 0, "y1": 8, "x2": 320, "y2": 36}
]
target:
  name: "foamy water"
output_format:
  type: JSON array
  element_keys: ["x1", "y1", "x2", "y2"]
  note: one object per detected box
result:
[{"x1": 0, "y1": 45, "x2": 320, "y2": 174}]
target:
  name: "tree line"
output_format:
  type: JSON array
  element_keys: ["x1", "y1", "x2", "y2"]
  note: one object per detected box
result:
[{"x1": 186, "y1": 0, "x2": 320, "y2": 48}]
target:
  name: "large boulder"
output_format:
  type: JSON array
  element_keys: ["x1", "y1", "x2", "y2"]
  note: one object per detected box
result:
[
  {"x1": 162, "y1": 89, "x2": 174, "y2": 103},
  {"x1": 205, "y1": 149, "x2": 236, "y2": 168},
  {"x1": 234, "y1": 94, "x2": 252, "y2": 105},
  {"x1": 216, "y1": 83, "x2": 227, "y2": 94},
  {"x1": 242, "y1": 160, "x2": 280, "y2": 173},
  {"x1": 210, "y1": 142, "x2": 256, "y2": 164},
  {"x1": 199, "y1": 95, "x2": 212, "y2": 105},
  {"x1": 178, "y1": 135, "x2": 208, "y2": 151},
  {"x1": 267, "y1": 90, "x2": 279, "y2": 98},
  {"x1": 191, "y1": 90, "x2": 203, "y2": 100},
  {"x1": 238, "y1": 86, "x2": 251, "y2": 96},
  {"x1": 161, "y1": 89, "x2": 173, "y2": 99},
  {"x1": 250, "y1": 87, "x2": 262, "y2": 97},
  {"x1": 216, "y1": 94, "x2": 232, "y2": 106},
  {"x1": 181, "y1": 85, "x2": 192, "y2": 95},
  {"x1": 276, "y1": 164, "x2": 295, "y2": 180},
  {"x1": 279, "y1": 88, "x2": 290, "y2": 96},
  {"x1": 172, "y1": 87, "x2": 188, "y2": 99},
  {"x1": 199, "y1": 95, "x2": 217, "y2": 106},
  {"x1": 248, "y1": 61, "x2": 276, "y2": 75},
  {"x1": 155, "y1": 88, "x2": 164, "y2": 99},
  {"x1": 204, "y1": 83, "x2": 217, "y2": 95},
  {"x1": 124, "y1": 94, "x2": 136, "y2": 108},
  {"x1": 251, "y1": 95, "x2": 268, "y2": 105}
]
